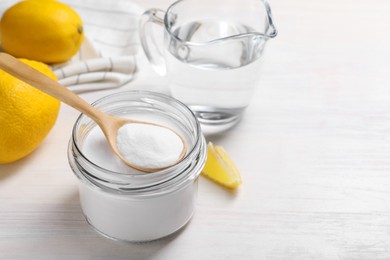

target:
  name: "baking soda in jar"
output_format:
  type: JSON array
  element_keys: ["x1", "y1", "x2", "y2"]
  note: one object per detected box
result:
[{"x1": 68, "y1": 91, "x2": 206, "y2": 242}]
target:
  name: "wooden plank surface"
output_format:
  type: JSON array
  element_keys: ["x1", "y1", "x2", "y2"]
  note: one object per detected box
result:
[{"x1": 1, "y1": 0, "x2": 390, "y2": 259}]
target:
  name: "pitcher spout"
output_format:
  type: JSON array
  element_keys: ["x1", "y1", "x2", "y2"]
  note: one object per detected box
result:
[{"x1": 264, "y1": 0, "x2": 278, "y2": 38}]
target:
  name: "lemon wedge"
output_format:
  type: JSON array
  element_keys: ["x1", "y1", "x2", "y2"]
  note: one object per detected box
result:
[{"x1": 201, "y1": 142, "x2": 242, "y2": 189}]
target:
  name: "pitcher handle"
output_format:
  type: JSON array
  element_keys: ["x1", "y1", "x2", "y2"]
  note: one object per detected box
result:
[{"x1": 139, "y1": 9, "x2": 166, "y2": 76}]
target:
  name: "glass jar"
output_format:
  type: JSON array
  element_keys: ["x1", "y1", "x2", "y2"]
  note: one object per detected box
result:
[{"x1": 67, "y1": 91, "x2": 206, "y2": 242}]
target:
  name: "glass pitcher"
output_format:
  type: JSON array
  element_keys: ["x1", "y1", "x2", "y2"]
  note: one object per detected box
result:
[{"x1": 140, "y1": 0, "x2": 277, "y2": 130}]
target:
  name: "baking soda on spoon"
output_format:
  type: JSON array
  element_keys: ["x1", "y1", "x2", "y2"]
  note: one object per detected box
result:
[{"x1": 116, "y1": 123, "x2": 184, "y2": 169}]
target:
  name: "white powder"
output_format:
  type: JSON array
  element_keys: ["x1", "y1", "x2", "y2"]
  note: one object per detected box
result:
[
  {"x1": 77, "y1": 122, "x2": 199, "y2": 242},
  {"x1": 69, "y1": 93, "x2": 207, "y2": 242},
  {"x1": 79, "y1": 180, "x2": 197, "y2": 242},
  {"x1": 116, "y1": 123, "x2": 184, "y2": 169}
]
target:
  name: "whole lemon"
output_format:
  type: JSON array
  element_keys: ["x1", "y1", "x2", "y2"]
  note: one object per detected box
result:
[
  {"x1": 0, "y1": 59, "x2": 60, "y2": 163},
  {"x1": 0, "y1": 0, "x2": 84, "y2": 64}
]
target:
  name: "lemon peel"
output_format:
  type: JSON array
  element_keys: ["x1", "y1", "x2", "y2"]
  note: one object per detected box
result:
[
  {"x1": 0, "y1": 0, "x2": 84, "y2": 63},
  {"x1": 0, "y1": 59, "x2": 60, "y2": 163}
]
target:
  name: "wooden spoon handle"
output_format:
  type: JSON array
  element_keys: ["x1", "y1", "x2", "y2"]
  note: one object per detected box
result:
[{"x1": 0, "y1": 52, "x2": 107, "y2": 124}]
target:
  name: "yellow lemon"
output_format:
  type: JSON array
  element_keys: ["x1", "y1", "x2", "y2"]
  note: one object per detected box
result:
[
  {"x1": 201, "y1": 142, "x2": 242, "y2": 189},
  {"x1": 0, "y1": 59, "x2": 60, "y2": 163},
  {"x1": 0, "y1": 0, "x2": 84, "y2": 64}
]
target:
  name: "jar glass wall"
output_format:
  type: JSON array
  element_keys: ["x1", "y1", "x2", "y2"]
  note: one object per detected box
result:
[{"x1": 68, "y1": 91, "x2": 206, "y2": 242}]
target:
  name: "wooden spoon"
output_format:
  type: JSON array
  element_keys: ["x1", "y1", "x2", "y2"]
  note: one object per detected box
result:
[{"x1": 0, "y1": 52, "x2": 187, "y2": 172}]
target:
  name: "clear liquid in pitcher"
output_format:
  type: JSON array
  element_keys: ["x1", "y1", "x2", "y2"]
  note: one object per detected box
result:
[{"x1": 166, "y1": 19, "x2": 266, "y2": 127}]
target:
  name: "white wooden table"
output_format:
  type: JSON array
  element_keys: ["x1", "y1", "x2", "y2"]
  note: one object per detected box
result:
[{"x1": 2, "y1": 0, "x2": 390, "y2": 258}]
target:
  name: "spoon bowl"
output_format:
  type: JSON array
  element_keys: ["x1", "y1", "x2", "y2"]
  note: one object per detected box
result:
[
  {"x1": 0, "y1": 52, "x2": 187, "y2": 172},
  {"x1": 96, "y1": 113, "x2": 187, "y2": 172}
]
